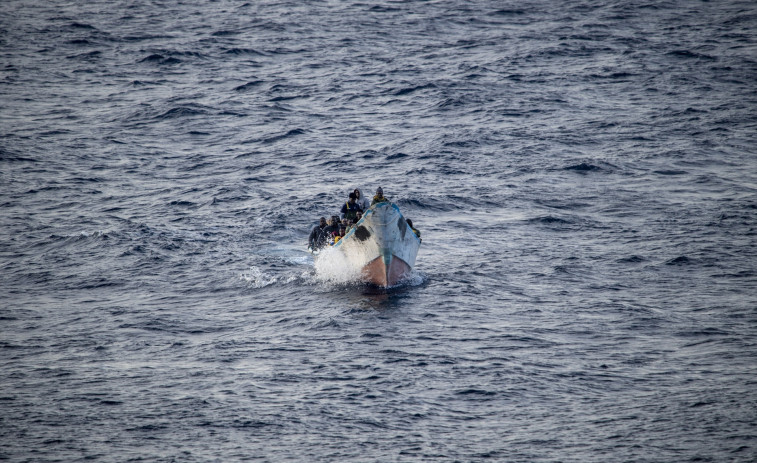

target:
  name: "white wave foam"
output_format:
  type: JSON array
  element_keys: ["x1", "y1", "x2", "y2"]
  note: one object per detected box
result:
[
  {"x1": 252, "y1": 217, "x2": 273, "y2": 229},
  {"x1": 400, "y1": 270, "x2": 426, "y2": 287},
  {"x1": 240, "y1": 266, "x2": 278, "y2": 288},
  {"x1": 313, "y1": 246, "x2": 364, "y2": 285},
  {"x1": 74, "y1": 230, "x2": 107, "y2": 238}
]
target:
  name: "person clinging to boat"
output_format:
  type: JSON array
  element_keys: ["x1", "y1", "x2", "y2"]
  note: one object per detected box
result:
[
  {"x1": 308, "y1": 216, "x2": 328, "y2": 250},
  {"x1": 317, "y1": 216, "x2": 339, "y2": 246}
]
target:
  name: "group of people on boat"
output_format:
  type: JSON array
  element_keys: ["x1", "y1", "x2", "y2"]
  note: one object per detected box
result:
[{"x1": 308, "y1": 187, "x2": 420, "y2": 251}]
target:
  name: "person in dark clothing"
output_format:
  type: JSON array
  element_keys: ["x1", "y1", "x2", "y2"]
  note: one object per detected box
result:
[
  {"x1": 318, "y1": 216, "x2": 339, "y2": 244},
  {"x1": 308, "y1": 217, "x2": 328, "y2": 250},
  {"x1": 341, "y1": 192, "x2": 362, "y2": 221}
]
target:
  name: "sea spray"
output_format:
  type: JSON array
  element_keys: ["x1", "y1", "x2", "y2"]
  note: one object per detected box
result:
[
  {"x1": 313, "y1": 245, "x2": 365, "y2": 285},
  {"x1": 241, "y1": 266, "x2": 277, "y2": 288}
]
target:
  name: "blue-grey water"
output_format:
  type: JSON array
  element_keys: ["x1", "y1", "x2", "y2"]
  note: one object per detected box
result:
[{"x1": 2, "y1": 1, "x2": 757, "y2": 461}]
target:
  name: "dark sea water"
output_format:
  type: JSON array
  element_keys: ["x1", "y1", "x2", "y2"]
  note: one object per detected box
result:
[{"x1": 2, "y1": 0, "x2": 757, "y2": 461}]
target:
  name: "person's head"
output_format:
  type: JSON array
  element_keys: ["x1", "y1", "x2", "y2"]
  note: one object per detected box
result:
[
  {"x1": 319, "y1": 217, "x2": 327, "y2": 227},
  {"x1": 348, "y1": 192, "x2": 356, "y2": 203},
  {"x1": 376, "y1": 187, "x2": 383, "y2": 196},
  {"x1": 406, "y1": 218, "x2": 413, "y2": 228},
  {"x1": 339, "y1": 225, "x2": 346, "y2": 236},
  {"x1": 353, "y1": 189, "x2": 361, "y2": 199},
  {"x1": 341, "y1": 218, "x2": 348, "y2": 225},
  {"x1": 331, "y1": 215, "x2": 339, "y2": 225},
  {"x1": 356, "y1": 211, "x2": 363, "y2": 221}
]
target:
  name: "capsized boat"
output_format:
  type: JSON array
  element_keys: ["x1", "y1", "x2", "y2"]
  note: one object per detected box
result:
[{"x1": 327, "y1": 202, "x2": 421, "y2": 287}]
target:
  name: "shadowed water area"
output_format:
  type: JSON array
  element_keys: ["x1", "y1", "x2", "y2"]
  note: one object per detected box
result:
[{"x1": 1, "y1": 0, "x2": 756, "y2": 461}]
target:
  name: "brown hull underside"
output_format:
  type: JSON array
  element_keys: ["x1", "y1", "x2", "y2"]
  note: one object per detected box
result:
[{"x1": 362, "y1": 255, "x2": 412, "y2": 287}]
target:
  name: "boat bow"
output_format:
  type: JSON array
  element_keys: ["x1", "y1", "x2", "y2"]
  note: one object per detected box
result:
[{"x1": 331, "y1": 202, "x2": 420, "y2": 286}]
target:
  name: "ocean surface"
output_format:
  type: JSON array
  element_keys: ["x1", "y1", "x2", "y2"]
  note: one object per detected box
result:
[{"x1": 2, "y1": 0, "x2": 757, "y2": 461}]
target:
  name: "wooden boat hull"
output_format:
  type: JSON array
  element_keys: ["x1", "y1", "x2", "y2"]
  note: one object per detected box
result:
[
  {"x1": 330, "y1": 202, "x2": 420, "y2": 287},
  {"x1": 362, "y1": 254, "x2": 413, "y2": 287}
]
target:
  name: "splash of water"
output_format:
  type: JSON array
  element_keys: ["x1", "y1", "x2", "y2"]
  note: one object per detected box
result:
[
  {"x1": 313, "y1": 246, "x2": 365, "y2": 285},
  {"x1": 240, "y1": 266, "x2": 278, "y2": 288}
]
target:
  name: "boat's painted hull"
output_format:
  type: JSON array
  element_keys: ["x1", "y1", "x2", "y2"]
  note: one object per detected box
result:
[
  {"x1": 362, "y1": 254, "x2": 412, "y2": 287},
  {"x1": 331, "y1": 202, "x2": 420, "y2": 287}
]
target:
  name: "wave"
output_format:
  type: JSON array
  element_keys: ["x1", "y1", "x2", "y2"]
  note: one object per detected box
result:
[
  {"x1": 66, "y1": 50, "x2": 102, "y2": 60},
  {"x1": 654, "y1": 170, "x2": 688, "y2": 176},
  {"x1": 0, "y1": 151, "x2": 37, "y2": 163},
  {"x1": 241, "y1": 266, "x2": 279, "y2": 288},
  {"x1": 666, "y1": 256, "x2": 693, "y2": 266},
  {"x1": 212, "y1": 30, "x2": 241, "y2": 37},
  {"x1": 154, "y1": 106, "x2": 209, "y2": 119},
  {"x1": 269, "y1": 95, "x2": 306, "y2": 102},
  {"x1": 67, "y1": 39, "x2": 94, "y2": 45},
  {"x1": 233, "y1": 81, "x2": 265, "y2": 91},
  {"x1": 563, "y1": 162, "x2": 605, "y2": 173},
  {"x1": 146, "y1": 55, "x2": 182, "y2": 65},
  {"x1": 667, "y1": 50, "x2": 717, "y2": 61},
  {"x1": 223, "y1": 47, "x2": 267, "y2": 56},
  {"x1": 138, "y1": 54, "x2": 182, "y2": 65},
  {"x1": 490, "y1": 8, "x2": 527, "y2": 16},
  {"x1": 392, "y1": 83, "x2": 437, "y2": 96},
  {"x1": 68, "y1": 22, "x2": 98, "y2": 30},
  {"x1": 527, "y1": 216, "x2": 575, "y2": 225},
  {"x1": 313, "y1": 247, "x2": 365, "y2": 286},
  {"x1": 397, "y1": 195, "x2": 499, "y2": 213},
  {"x1": 259, "y1": 128, "x2": 307, "y2": 144},
  {"x1": 617, "y1": 255, "x2": 646, "y2": 264}
]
